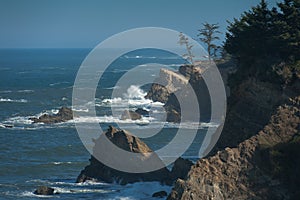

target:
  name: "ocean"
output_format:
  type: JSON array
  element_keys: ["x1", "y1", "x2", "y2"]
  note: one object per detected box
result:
[{"x1": 0, "y1": 48, "x2": 215, "y2": 199}]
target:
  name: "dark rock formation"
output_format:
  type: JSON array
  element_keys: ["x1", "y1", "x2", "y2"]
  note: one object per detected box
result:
[
  {"x1": 34, "y1": 186, "x2": 55, "y2": 195},
  {"x1": 152, "y1": 190, "x2": 168, "y2": 198},
  {"x1": 145, "y1": 68, "x2": 189, "y2": 104},
  {"x1": 146, "y1": 65, "x2": 212, "y2": 123},
  {"x1": 30, "y1": 107, "x2": 73, "y2": 124},
  {"x1": 145, "y1": 83, "x2": 170, "y2": 103},
  {"x1": 167, "y1": 96, "x2": 300, "y2": 200},
  {"x1": 135, "y1": 108, "x2": 149, "y2": 116},
  {"x1": 77, "y1": 126, "x2": 172, "y2": 185},
  {"x1": 120, "y1": 110, "x2": 142, "y2": 120},
  {"x1": 170, "y1": 157, "x2": 193, "y2": 180}
]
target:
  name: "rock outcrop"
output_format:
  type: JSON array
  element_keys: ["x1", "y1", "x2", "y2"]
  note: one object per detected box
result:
[
  {"x1": 77, "y1": 126, "x2": 194, "y2": 185},
  {"x1": 145, "y1": 68, "x2": 189, "y2": 103},
  {"x1": 30, "y1": 107, "x2": 73, "y2": 124},
  {"x1": 77, "y1": 126, "x2": 172, "y2": 185},
  {"x1": 167, "y1": 96, "x2": 300, "y2": 200},
  {"x1": 146, "y1": 65, "x2": 212, "y2": 123},
  {"x1": 164, "y1": 65, "x2": 211, "y2": 122}
]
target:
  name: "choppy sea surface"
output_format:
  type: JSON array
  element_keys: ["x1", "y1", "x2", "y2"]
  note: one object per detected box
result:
[{"x1": 0, "y1": 49, "x2": 216, "y2": 199}]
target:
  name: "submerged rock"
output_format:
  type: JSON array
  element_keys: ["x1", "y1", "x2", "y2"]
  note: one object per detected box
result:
[
  {"x1": 152, "y1": 190, "x2": 168, "y2": 198},
  {"x1": 34, "y1": 186, "x2": 55, "y2": 195},
  {"x1": 30, "y1": 107, "x2": 73, "y2": 124},
  {"x1": 77, "y1": 126, "x2": 172, "y2": 185},
  {"x1": 135, "y1": 108, "x2": 149, "y2": 116}
]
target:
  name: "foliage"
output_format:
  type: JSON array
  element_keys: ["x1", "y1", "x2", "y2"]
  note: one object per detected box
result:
[
  {"x1": 178, "y1": 32, "x2": 194, "y2": 64},
  {"x1": 224, "y1": 0, "x2": 300, "y2": 85}
]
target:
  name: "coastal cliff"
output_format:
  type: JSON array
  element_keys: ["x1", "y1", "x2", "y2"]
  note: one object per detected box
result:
[
  {"x1": 146, "y1": 65, "x2": 212, "y2": 122},
  {"x1": 168, "y1": 96, "x2": 300, "y2": 200}
]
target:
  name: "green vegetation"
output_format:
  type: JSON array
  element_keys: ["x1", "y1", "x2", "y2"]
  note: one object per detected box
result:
[{"x1": 224, "y1": 0, "x2": 300, "y2": 86}]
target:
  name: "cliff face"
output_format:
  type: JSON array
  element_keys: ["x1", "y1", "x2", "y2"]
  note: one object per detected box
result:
[
  {"x1": 168, "y1": 96, "x2": 300, "y2": 200},
  {"x1": 213, "y1": 79, "x2": 286, "y2": 152}
]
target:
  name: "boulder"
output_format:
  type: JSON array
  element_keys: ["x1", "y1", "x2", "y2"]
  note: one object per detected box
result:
[
  {"x1": 34, "y1": 186, "x2": 55, "y2": 195},
  {"x1": 120, "y1": 110, "x2": 142, "y2": 120},
  {"x1": 77, "y1": 126, "x2": 172, "y2": 185},
  {"x1": 30, "y1": 107, "x2": 73, "y2": 124},
  {"x1": 152, "y1": 190, "x2": 168, "y2": 198}
]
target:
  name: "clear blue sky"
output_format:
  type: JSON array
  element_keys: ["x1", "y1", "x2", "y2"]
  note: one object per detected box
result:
[{"x1": 0, "y1": 0, "x2": 278, "y2": 48}]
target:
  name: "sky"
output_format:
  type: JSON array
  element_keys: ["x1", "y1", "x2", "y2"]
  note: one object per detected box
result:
[{"x1": 0, "y1": 0, "x2": 279, "y2": 48}]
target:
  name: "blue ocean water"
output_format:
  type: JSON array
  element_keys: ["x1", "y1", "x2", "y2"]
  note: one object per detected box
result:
[{"x1": 0, "y1": 49, "x2": 214, "y2": 199}]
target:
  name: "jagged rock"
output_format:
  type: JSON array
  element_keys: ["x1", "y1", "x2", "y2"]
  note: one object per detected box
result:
[
  {"x1": 120, "y1": 110, "x2": 142, "y2": 120},
  {"x1": 167, "y1": 97, "x2": 300, "y2": 200},
  {"x1": 77, "y1": 126, "x2": 171, "y2": 185},
  {"x1": 30, "y1": 107, "x2": 73, "y2": 124},
  {"x1": 152, "y1": 190, "x2": 168, "y2": 198},
  {"x1": 34, "y1": 186, "x2": 55, "y2": 195}
]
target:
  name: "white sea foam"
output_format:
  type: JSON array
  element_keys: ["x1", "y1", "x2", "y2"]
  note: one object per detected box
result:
[
  {"x1": 111, "y1": 182, "x2": 172, "y2": 200},
  {"x1": 51, "y1": 161, "x2": 73, "y2": 165},
  {"x1": 3, "y1": 116, "x2": 33, "y2": 125},
  {"x1": 0, "y1": 90, "x2": 12, "y2": 93},
  {"x1": 0, "y1": 98, "x2": 28, "y2": 103},
  {"x1": 20, "y1": 191, "x2": 54, "y2": 198},
  {"x1": 17, "y1": 89, "x2": 34, "y2": 93},
  {"x1": 99, "y1": 85, "x2": 163, "y2": 109},
  {"x1": 49, "y1": 81, "x2": 70, "y2": 86}
]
